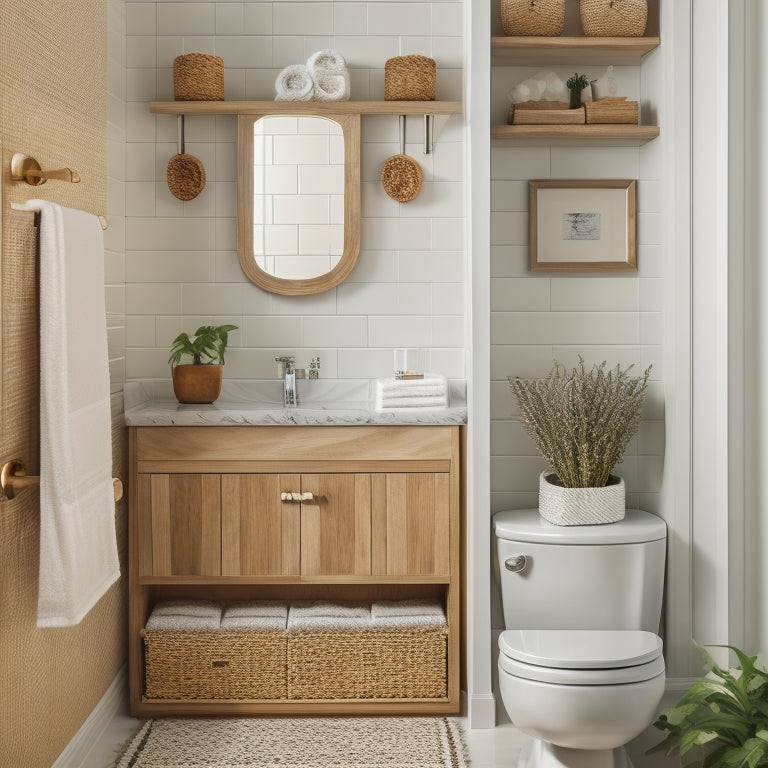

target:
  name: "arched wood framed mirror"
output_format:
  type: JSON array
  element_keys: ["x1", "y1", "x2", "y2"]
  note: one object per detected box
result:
[{"x1": 236, "y1": 112, "x2": 361, "y2": 295}]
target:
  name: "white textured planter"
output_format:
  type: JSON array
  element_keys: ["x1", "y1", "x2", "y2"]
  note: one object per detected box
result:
[{"x1": 538, "y1": 472, "x2": 626, "y2": 526}]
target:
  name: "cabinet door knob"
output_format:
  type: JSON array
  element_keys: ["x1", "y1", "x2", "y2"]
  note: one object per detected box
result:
[{"x1": 280, "y1": 491, "x2": 316, "y2": 502}]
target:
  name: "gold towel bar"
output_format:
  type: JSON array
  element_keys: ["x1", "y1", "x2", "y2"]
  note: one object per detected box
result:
[
  {"x1": 0, "y1": 460, "x2": 123, "y2": 503},
  {"x1": 11, "y1": 153, "x2": 80, "y2": 186}
]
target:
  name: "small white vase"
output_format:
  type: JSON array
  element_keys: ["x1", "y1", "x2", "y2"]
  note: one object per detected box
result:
[{"x1": 538, "y1": 472, "x2": 625, "y2": 526}]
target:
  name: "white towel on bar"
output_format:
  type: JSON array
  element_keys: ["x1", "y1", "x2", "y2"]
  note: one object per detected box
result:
[{"x1": 14, "y1": 200, "x2": 119, "y2": 628}]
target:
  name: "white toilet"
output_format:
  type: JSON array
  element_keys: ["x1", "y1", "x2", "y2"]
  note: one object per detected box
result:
[{"x1": 493, "y1": 508, "x2": 667, "y2": 768}]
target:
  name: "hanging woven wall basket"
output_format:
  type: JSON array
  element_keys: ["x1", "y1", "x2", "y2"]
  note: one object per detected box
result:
[
  {"x1": 580, "y1": 0, "x2": 648, "y2": 37},
  {"x1": 500, "y1": 0, "x2": 566, "y2": 36}
]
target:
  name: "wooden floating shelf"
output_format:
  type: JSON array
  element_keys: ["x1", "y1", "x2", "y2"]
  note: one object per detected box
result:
[
  {"x1": 150, "y1": 100, "x2": 462, "y2": 116},
  {"x1": 491, "y1": 123, "x2": 660, "y2": 146},
  {"x1": 491, "y1": 36, "x2": 660, "y2": 66}
]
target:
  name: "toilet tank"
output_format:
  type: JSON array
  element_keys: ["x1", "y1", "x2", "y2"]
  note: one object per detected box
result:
[{"x1": 493, "y1": 509, "x2": 667, "y2": 633}]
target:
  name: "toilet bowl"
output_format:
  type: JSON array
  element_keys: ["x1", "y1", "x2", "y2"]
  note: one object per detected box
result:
[
  {"x1": 498, "y1": 629, "x2": 665, "y2": 767},
  {"x1": 493, "y1": 510, "x2": 668, "y2": 768}
]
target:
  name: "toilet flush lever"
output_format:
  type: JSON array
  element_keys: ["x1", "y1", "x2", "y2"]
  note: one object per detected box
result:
[{"x1": 505, "y1": 555, "x2": 528, "y2": 573}]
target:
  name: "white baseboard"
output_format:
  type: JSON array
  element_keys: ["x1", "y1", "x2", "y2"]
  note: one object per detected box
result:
[
  {"x1": 51, "y1": 666, "x2": 127, "y2": 768},
  {"x1": 467, "y1": 693, "x2": 497, "y2": 729}
]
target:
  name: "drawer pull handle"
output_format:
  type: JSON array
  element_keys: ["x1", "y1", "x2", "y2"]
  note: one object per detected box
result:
[{"x1": 280, "y1": 491, "x2": 316, "y2": 502}]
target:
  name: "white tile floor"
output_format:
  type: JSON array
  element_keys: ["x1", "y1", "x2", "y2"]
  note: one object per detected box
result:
[{"x1": 79, "y1": 696, "x2": 680, "y2": 768}]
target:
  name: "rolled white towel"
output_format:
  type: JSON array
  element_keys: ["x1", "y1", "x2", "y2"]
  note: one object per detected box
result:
[
  {"x1": 223, "y1": 600, "x2": 288, "y2": 619},
  {"x1": 274, "y1": 64, "x2": 314, "y2": 101},
  {"x1": 146, "y1": 613, "x2": 221, "y2": 631},
  {"x1": 312, "y1": 69, "x2": 351, "y2": 102},
  {"x1": 220, "y1": 615, "x2": 287, "y2": 631},
  {"x1": 307, "y1": 49, "x2": 347, "y2": 74},
  {"x1": 150, "y1": 600, "x2": 222, "y2": 619},
  {"x1": 289, "y1": 600, "x2": 370, "y2": 619},
  {"x1": 371, "y1": 599, "x2": 445, "y2": 618}
]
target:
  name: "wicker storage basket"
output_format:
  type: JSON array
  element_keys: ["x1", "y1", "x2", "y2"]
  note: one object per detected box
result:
[
  {"x1": 384, "y1": 56, "x2": 436, "y2": 101},
  {"x1": 287, "y1": 626, "x2": 448, "y2": 699},
  {"x1": 538, "y1": 472, "x2": 626, "y2": 526},
  {"x1": 142, "y1": 628, "x2": 287, "y2": 699},
  {"x1": 173, "y1": 54, "x2": 225, "y2": 101},
  {"x1": 579, "y1": 0, "x2": 648, "y2": 37},
  {"x1": 501, "y1": 0, "x2": 566, "y2": 36}
]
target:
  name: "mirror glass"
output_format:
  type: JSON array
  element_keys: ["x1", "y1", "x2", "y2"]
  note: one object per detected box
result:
[{"x1": 237, "y1": 112, "x2": 361, "y2": 296}]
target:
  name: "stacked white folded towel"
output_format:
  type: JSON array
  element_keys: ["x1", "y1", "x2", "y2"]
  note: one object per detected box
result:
[
  {"x1": 371, "y1": 599, "x2": 446, "y2": 627},
  {"x1": 221, "y1": 600, "x2": 288, "y2": 630},
  {"x1": 275, "y1": 49, "x2": 350, "y2": 101},
  {"x1": 375, "y1": 373, "x2": 449, "y2": 410},
  {"x1": 146, "y1": 600, "x2": 223, "y2": 631},
  {"x1": 288, "y1": 600, "x2": 372, "y2": 630}
]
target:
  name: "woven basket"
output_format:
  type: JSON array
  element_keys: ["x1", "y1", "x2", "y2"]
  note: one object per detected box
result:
[
  {"x1": 384, "y1": 56, "x2": 436, "y2": 101},
  {"x1": 580, "y1": 0, "x2": 648, "y2": 37},
  {"x1": 143, "y1": 628, "x2": 287, "y2": 699},
  {"x1": 538, "y1": 472, "x2": 625, "y2": 526},
  {"x1": 501, "y1": 0, "x2": 566, "y2": 36},
  {"x1": 287, "y1": 626, "x2": 448, "y2": 699},
  {"x1": 173, "y1": 53, "x2": 225, "y2": 101}
]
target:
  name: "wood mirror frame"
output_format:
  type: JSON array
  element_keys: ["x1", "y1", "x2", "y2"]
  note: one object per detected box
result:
[{"x1": 236, "y1": 112, "x2": 361, "y2": 296}]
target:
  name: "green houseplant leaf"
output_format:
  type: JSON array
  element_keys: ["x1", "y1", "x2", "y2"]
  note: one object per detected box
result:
[
  {"x1": 649, "y1": 644, "x2": 768, "y2": 767},
  {"x1": 168, "y1": 324, "x2": 238, "y2": 367}
]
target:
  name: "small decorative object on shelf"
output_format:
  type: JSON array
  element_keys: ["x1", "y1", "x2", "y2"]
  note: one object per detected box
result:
[
  {"x1": 508, "y1": 358, "x2": 651, "y2": 526},
  {"x1": 500, "y1": 0, "x2": 566, "y2": 36},
  {"x1": 384, "y1": 56, "x2": 436, "y2": 101},
  {"x1": 566, "y1": 73, "x2": 590, "y2": 109},
  {"x1": 173, "y1": 54, "x2": 225, "y2": 101},
  {"x1": 580, "y1": 0, "x2": 648, "y2": 37}
]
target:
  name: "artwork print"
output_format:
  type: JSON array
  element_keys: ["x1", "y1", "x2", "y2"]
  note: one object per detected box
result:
[{"x1": 563, "y1": 212, "x2": 601, "y2": 241}]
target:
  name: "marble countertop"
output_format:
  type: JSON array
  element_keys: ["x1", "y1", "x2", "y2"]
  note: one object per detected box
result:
[{"x1": 124, "y1": 379, "x2": 468, "y2": 427}]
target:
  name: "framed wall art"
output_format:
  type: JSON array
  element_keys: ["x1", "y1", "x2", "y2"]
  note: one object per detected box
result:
[{"x1": 529, "y1": 179, "x2": 637, "y2": 272}]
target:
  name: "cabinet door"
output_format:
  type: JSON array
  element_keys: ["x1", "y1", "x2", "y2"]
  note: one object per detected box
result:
[
  {"x1": 300, "y1": 474, "x2": 371, "y2": 577},
  {"x1": 372, "y1": 473, "x2": 451, "y2": 577},
  {"x1": 137, "y1": 473, "x2": 221, "y2": 576},
  {"x1": 221, "y1": 474, "x2": 301, "y2": 576}
]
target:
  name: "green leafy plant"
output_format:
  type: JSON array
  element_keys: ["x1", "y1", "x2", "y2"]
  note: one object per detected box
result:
[
  {"x1": 168, "y1": 324, "x2": 238, "y2": 367},
  {"x1": 508, "y1": 358, "x2": 650, "y2": 488},
  {"x1": 566, "y1": 72, "x2": 590, "y2": 91},
  {"x1": 650, "y1": 644, "x2": 768, "y2": 767}
]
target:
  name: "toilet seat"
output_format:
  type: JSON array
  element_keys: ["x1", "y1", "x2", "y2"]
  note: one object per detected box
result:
[{"x1": 499, "y1": 629, "x2": 664, "y2": 686}]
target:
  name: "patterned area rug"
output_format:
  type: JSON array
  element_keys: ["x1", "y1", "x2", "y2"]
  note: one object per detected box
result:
[{"x1": 115, "y1": 716, "x2": 468, "y2": 768}]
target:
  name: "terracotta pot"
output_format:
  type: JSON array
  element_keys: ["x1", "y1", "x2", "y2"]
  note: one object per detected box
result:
[
  {"x1": 171, "y1": 364, "x2": 223, "y2": 404},
  {"x1": 538, "y1": 472, "x2": 625, "y2": 526}
]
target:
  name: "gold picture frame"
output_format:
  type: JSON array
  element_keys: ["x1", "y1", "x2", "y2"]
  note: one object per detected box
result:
[{"x1": 529, "y1": 179, "x2": 637, "y2": 272}]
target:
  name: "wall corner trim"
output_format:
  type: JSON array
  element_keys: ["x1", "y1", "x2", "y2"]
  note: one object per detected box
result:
[{"x1": 51, "y1": 665, "x2": 127, "y2": 768}]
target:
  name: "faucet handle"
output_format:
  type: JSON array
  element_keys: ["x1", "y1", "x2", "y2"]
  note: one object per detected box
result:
[{"x1": 275, "y1": 355, "x2": 295, "y2": 373}]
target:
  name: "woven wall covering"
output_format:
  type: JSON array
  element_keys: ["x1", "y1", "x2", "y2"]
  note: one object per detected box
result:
[{"x1": 0, "y1": 3, "x2": 126, "y2": 767}]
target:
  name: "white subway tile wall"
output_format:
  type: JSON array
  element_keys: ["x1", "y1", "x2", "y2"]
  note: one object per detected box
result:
[{"x1": 124, "y1": 0, "x2": 465, "y2": 393}]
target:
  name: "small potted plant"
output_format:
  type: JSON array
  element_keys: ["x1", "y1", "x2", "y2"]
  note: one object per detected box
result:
[
  {"x1": 649, "y1": 643, "x2": 768, "y2": 767},
  {"x1": 168, "y1": 324, "x2": 237, "y2": 404},
  {"x1": 566, "y1": 72, "x2": 590, "y2": 108},
  {"x1": 508, "y1": 358, "x2": 650, "y2": 525}
]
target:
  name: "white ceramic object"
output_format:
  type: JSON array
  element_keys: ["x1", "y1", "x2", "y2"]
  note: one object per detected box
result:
[
  {"x1": 493, "y1": 509, "x2": 667, "y2": 768},
  {"x1": 538, "y1": 472, "x2": 626, "y2": 526}
]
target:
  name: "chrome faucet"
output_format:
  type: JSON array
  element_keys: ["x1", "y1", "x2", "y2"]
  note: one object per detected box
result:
[{"x1": 275, "y1": 355, "x2": 297, "y2": 408}]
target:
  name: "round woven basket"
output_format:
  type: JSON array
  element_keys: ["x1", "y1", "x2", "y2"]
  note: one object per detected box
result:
[
  {"x1": 384, "y1": 56, "x2": 436, "y2": 101},
  {"x1": 173, "y1": 54, "x2": 225, "y2": 101},
  {"x1": 166, "y1": 153, "x2": 206, "y2": 201},
  {"x1": 538, "y1": 472, "x2": 626, "y2": 526},
  {"x1": 500, "y1": 0, "x2": 566, "y2": 36},
  {"x1": 580, "y1": 0, "x2": 648, "y2": 37},
  {"x1": 381, "y1": 154, "x2": 423, "y2": 203}
]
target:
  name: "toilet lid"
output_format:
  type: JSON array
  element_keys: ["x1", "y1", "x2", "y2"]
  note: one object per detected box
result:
[{"x1": 498, "y1": 629, "x2": 665, "y2": 685}]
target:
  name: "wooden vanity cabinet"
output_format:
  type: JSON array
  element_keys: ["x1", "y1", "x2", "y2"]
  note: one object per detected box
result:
[{"x1": 128, "y1": 424, "x2": 463, "y2": 716}]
